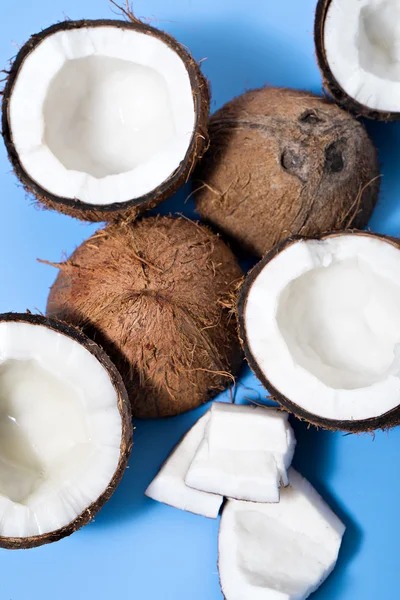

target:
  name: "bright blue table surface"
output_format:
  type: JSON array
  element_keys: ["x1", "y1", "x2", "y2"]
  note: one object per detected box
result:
[{"x1": 0, "y1": 1, "x2": 399, "y2": 598}]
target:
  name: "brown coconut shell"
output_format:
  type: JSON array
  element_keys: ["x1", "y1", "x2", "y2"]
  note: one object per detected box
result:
[
  {"x1": 315, "y1": 0, "x2": 400, "y2": 121},
  {"x1": 0, "y1": 312, "x2": 132, "y2": 549},
  {"x1": 238, "y1": 230, "x2": 400, "y2": 433},
  {"x1": 45, "y1": 216, "x2": 243, "y2": 419},
  {"x1": 194, "y1": 87, "x2": 380, "y2": 257},
  {"x1": 1, "y1": 18, "x2": 210, "y2": 222}
]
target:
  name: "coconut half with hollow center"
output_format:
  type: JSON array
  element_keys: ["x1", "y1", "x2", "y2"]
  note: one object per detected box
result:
[
  {"x1": 315, "y1": 0, "x2": 400, "y2": 120},
  {"x1": 2, "y1": 18, "x2": 209, "y2": 221},
  {"x1": 219, "y1": 469, "x2": 345, "y2": 600},
  {"x1": 238, "y1": 231, "x2": 400, "y2": 432},
  {"x1": 0, "y1": 313, "x2": 132, "y2": 549}
]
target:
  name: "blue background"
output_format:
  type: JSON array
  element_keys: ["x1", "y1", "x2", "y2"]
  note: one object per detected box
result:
[{"x1": 0, "y1": 0, "x2": 399, "y2": 598}]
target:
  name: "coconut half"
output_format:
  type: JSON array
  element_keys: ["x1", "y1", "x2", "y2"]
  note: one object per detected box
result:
[
  {"x1": 145, "y1": 410, "x2": 223, "y2": 518},
  {"x1": 0, "y1": 313, "x2": 132, "y2": 549},
  {"x1": 315, "y1": 0, "x2": 400, "y2": 119},
  {"x1": 219, "y1": 469, "x2": 345, "y2": 600},
  {"x1": 2, "y1": 19, "x2": 209, "y2": 220},
  {"x1": 185, "y1": 403, "x2": 296, "y2": 502},
  {"x1": 239, "y1": 231, "x2": 400, "y2": 432}
]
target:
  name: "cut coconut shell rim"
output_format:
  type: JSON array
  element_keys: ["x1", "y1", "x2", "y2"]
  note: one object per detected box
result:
[
  {"x1": 2, "y1": 19, "x2": 210, "y2": 221},
  {"x1": 0, "y1": 312, "x2": 132, "y2": 549},
  {"x1": 239, "y1": 230, "x2": 400, "y2": 432},
  {"x1": 315, "y1": 0, "x2": 400, "y2": 120}
]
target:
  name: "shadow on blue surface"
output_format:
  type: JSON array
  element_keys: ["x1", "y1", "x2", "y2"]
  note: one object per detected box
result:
[
  {"x1": 90, "y1": 405, "x2": 211, "y2": 529},
  {"x1": 149, "y1": 183, "x2": 197, "y2": 220},
  {"x1": 292, "y1": 421, "x2": 363, "y2": 598},
  {"x1": 364, "y1": 120, "x2": 400, "y2": 237},
  {"x1": 90, "y1": 364, "x2": 260, "y2": 529}
]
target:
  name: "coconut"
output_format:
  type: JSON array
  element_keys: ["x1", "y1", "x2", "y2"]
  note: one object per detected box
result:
[
  {"x1": 2, "y1": 17, "x2": 209, "y2": 221},
  {"x1": 315, "y1": 0, "x2": 400, "y2": 120},
  {"x1": 238, "y1": 230, "x2": 400, "y2": 432},
  {"x1": 185, "y1": 403, "x2": 296, "y2": 502},
  {"x1": 193, "y1": 87, "x2": 380, "y2": 257},
  {"x1": 145, "y1": 410, "x2": 223, "y2": 518},
  {"x1": 218, "y1": 468, "x2": 345, "y2": 600},
  {"x1": 0, "y1": 312, "x2": 132, "y2": 549},
  {"x1": 44, "y1": 216, "x2": 243, "y2": 419}
]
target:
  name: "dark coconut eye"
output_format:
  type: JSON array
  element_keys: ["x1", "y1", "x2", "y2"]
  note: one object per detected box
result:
[
  {"x1": 300, "y1": 110, "x2": 322, "y2": 125},
  {"x1": 281, "y1": 149, "x2": 302, "y2": 171},
  {"x1": 324, "y1": 140, "x2": 345, "y2": 174}
]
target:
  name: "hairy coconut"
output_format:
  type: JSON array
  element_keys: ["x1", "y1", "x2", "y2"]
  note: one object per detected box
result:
[
  {"x1": 238, "y1": 230, "x2": 400, "y2": 432},
  {"x1": 2, "y1": 17, "x2": 209, "y2": 221},
  {"x1": 45, "y1": 216, "x2": 243, "y2": 419},
  {"x1": 315, "y1": 0, "x2": 400, "y2": 120},
  {"x1": 0, "y1": 312, "x2": 132, "y2": 549},
  {"x1": 194, "y1": 87, "x2": 380, "y2": 257}
]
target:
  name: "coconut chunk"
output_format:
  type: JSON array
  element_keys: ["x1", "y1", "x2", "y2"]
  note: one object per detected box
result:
[
  {"x1": 145, "y1": 411, "x2": 223, "y2": 518},
  {"x1": 185, "y1": 403, "x2": 296, "y2": 502},
  {"x1": 219, "y1": 468, "x2": 345, "y2": 600},
  {"x1": 0, "y1": 313, "x2": 132, "y2": 549}
]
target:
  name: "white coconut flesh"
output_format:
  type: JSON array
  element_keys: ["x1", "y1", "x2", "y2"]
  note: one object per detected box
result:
[
  {"x1": 244, "y1": 235, "x2": 400, "y2": 422},
  {"x1": 9, "y1": 26, "x2": 195, "y2": 205},
  {"x1": 324, "y1": 0, "x2": 400, "y2": 112},
  {"x1": 219, "y1": 469, "x2": 345, "y2": 600},
  {"x1": 185, "y1": 403, "x2": 296, "y2": 502},
  {"x1": 0, "y1": 321, "x2": 122, "y2": 539},
  {"x1": 145, "y1": 411, "x2": 223, "y2": 519}
]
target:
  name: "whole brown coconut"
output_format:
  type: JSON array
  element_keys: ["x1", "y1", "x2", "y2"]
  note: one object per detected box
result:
[
  {"x1": 194, "y1": 87, "x2": 380, "y2": 257},
  {"x1": 45, "y1": 217, "x2": 243, "y2": 418}
]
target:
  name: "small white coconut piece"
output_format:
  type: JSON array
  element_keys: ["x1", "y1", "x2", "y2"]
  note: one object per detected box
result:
[
  {"x1": 219, "y1": 468, "x2": 345, "y2": 600},
  {"x1": 145, "y1": 411, "x2": 223, "y2": 518},
  {"x1": 185, "y1": 403, "x2": 296, "y2": 502}
]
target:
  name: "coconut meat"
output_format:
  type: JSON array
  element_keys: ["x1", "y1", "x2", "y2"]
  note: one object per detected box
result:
[
  {"x1": 244, "y1": 234, "x2": 400, "y2": 422},
  {"x1": 185, "y1": 403, "x2": 296, "y2": 502},
  {"x1": 145, "y1": 411, "x2": 223, "y2": 518},
  {"x1": 9, "y1": 26, "x2": 195, "y2": 204},
  {"x1": 0, "y1": 321, "x2": 122, "y2": 539},
  {"x1": 324, "y1": 0, "x2": 400, "y2": 112},
  {"x1": 219, "y1": 469, "x2": 345, "y2": 600}
]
